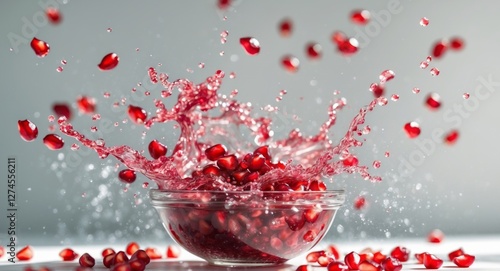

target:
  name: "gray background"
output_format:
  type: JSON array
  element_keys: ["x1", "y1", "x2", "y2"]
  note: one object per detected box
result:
[{"x1": 1, "y1": 0, "x2": 499, "y2": 246}]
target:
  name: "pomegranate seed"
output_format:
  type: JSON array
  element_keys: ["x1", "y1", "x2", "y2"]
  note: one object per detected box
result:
[
  {"x1": 248, "y1": 153, "x2": 266, "y2": 171},
  {"x1": 76, "y1": 96, "x2": 96, "y2": 114},
  {"x1": 372, "y1": 251, "x2": 386, "y2": 264},
  {"x1": 296, "y1": 265, "x2": 313, "y2": 271},
  {"x1": 18, "y1": 120, "x2": 38, "y2": 142},
  {"x1": 126, "y1": 242, "x2": 140, "y2": 255},
  {"x1": 166, "y1": 245, "x2": 180, "y2": 258},
  {"x1": 342, "y1": 155, "x2": 358, "y2": 167},
  {"x1": 379, "y1": 70, "x2": 395, "y2": 83},
  {"x1": 217, "y1": 0, "x2": 231, "y2": 10},
  {"x1": 425, "y1": 93, "x2": 441, "y2": 110},
  {"x1": 326, "y1": 245, "x2": 341, "y2": 261},
  {"x1": 369, "y1": 83, "x2": 384, "y2": 98},
  {"x1": 98, "y1": 53, "x2": 119, "y2": 70},
  {"x1": 112, "y1": 262, "x2": 131, "y2": 271},
  {"x1": 114, "y1": 251, "x2": 129, "y2": 264},
  {"x1": 427, "y1": 229, "x2": 444, "y2": 243},
  {"x1": 30, "y1": 37, "x2": 50, "y2": 57},
  {"x1": 306, "y1": 250, "x2": 326, "y2": 262},
  {"x1": 239, "y1": 37, "x2": 261, "y2": 55},
  {"x1": 285, "y1": 213, "x2": 306, "y2": 231},
  {"x1": 43, "y1": 134, "x2": 64, "y2": 150},
  {"x1": 148, "y1": 140, "x2": 167, "y2": 159},
  {"x1": 453, "y1": 254, "x2": 475, "y2": 267},
  {"x1": 308, "y1": 180, "x2": 327, "y2": 191},
  {"x1": 131, "y1": 249, "x2": 150, "y2": 264},
  {"x1": 448, "y1": 248, "x2": 465, "y2": 261},
  {"x1": 205, "y1": 144, "x2": 227, "y2": 161},
  {"x1": 129, "y1": 259, "x2": 145, "y2": 271},
  {"x1": 337, "y1": 38, "x2": 359, "y2": 55},
  {"x1": 359, "y1": 261, "x2": 380, "y2": 271},
  {"x1": 53, "y1": 103, "x2": 72, "y2": 120},
  {"x1": 217, "y1": 155, "x2": 238, "y2": 171},
  {"x1": 432, "y1": 40, "x2": 448, "y2": 58},
  {"x1": 423, "y1": 253, "x2": 443, "y2": 269},
  {"x1": 102, "y1": 248, "x2": 116, "y2": 257},
  {"x1": 382, "y1": 257, "x2": 402, "y2": 271},
  {"x1": 281, "y1": 55, "x2": 300, "y2": 73},
  {"x1": 303, "y1": 208, "x2": 320, "y2": 223},
  {"x1": 103, "y1": 253, "x2": 116, "y2": 268},
  {"x1": 202, "y1": 164, "x2": 221, "y2": 176},
  {"x1": 17, "y1": 246, "x2": 33, "y2": 261},
  {"x1": 317, "y1": 255, "x2": 334, "y2": 267},
  {"x1": 144, "y1": 247, "x2": 162, "y2": 259},
  {"x1": 253, "y1": 145, "x2": 271, "y2": 159},
  {"x1": 404, "y1": 122, "x2": 421, "y2": 138},
  {"x1": 79, "y1": 253, "x2": 95, "y2": 267},
  {"x1": 354, "y1": 196, "x2": 366, "y2": 210},
  {"x1": 444, "y1": 130, "x2": 459, "y2": 145},
  {"x1": 327, "y1": 261, "x2": 349, "y2": 271},
  {"x1": 415, "y1": 252, "x2": 426, "y2": 264},
  {"x1": 450, "y1": 37, "x2": 465, "y2": 50},
  {"x1": 420, "y1": 17, "x2": 429, "y2": 26},
  {"x1": 303, "y1": 230, "x2": 317, "y2": 242},
  {"x1": 344, "y1": 251, "x2": 362, "y2": 270},
  {"x1": 59, "y1": 248, "x2": 78, "y2": 261},
  {"x1": 128, "y1": 105, "x2": 147, "y2": 124},
  {"x1": 119, "y1": 169, "x2": 136, "y2": 183},
  {"x1": 279, "y1": 18, "x2": 293, "y2": 37},
  {"x1": 306, "y1": 42, "x2": 322, "y2": 60},
  {"x1": 390, "y1": 246, "x2": 410, "y2": 262},
  {"x1": 351, "y1": 10, "x2": 370, "y2": 25},
  {"x1": 46, "y1": 8, "x2": 62, "y2": 24}
]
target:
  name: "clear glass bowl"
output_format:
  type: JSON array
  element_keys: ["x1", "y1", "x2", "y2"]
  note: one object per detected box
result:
[{"x1": 150, "y1": 189, "x2": 345, "y2": 266}]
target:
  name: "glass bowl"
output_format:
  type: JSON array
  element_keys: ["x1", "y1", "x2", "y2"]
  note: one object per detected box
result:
[{"x1": 150, "y1": 189, "x2": 345, "y2": 266}]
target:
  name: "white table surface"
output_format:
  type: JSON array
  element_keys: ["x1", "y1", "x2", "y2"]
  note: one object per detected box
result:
[{"x1": 1, "y1": 235, "x2": 499, "y2": 270}]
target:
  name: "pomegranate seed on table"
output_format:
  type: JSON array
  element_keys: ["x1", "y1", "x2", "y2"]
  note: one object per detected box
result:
[
  {"x1": 427, "y1": 229, "x2": 444, "y2": 243},
  {"x1": 17, "y1": 246, "x2": 33, "y2": 261},
  {"x1": 145, "y1": 247, "x2": 162, "y2": 259},
  {"x1": 358, "y1": 261, "x2": 380, "y2": 271},
  {"x1": 317, "y1": 255, "x2": 335, "y2": 267},
  {"x1": 423, "y1": 253, "x2": 443, "y2": 269},
  {"x1": 327, "y1": 261, "x2": 349, "y2": 271},
  {"x1": 131, "y1": 249, "x2": 151, "y2": 265},
  {"x1": 112, "y1": 262, "x2": 132, "y2": 271},
  {"x1": 448, "y1": 247, "x2": 465, "y2": 261},
  {"x1": 372, "y1": 251, "x2": 386, "y2": 264},
  {"x1": 453, "y1": 254, "x2": 475, "y2": 267},
  {"x1": 326, "y1": 244, "x2": 341, "y2": 260},
  {"x1": 59, "y1": 248, "x2": 78, "y2": 261},
  {"x1": 126, "y1": 242, "x2": 140, "y2": 255},
  {"x1": 166, "y1": 245, "x2": 181, "y2": 258},
  {"x1": 306, "y1": 250, "x2": 326, "y2": 263},
  {"x1": 128, "y1": 258, "x2": 146, "y2": 271},
  {"x1": 390, "y1": 246, "x2": 410, "y2": 262},
  {"x1": 114, "y1": 251, "x2": 130, "y2": 265},
  {"x1": 382, "y1": 257, "x2": 403, "y2": 271},
  {"x1": 415, "y1": 252, "x2": 426, "y2": 264},
  {"x1": 79, "y1": 253, "x2": 95, "y2": 268},
  {"x1": 102, "y1": 247, "x2": 116, "y2": 257},
  {"x1": 344, "y1": 251, "x2": 362, "y2": 270}
]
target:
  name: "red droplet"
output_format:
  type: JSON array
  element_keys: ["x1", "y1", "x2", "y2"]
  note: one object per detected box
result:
[
  {"x1": 59, "y1": 248, "x2": 78, "y2": 261},
  {"x1": 281, "y1": 55, "x2": 300, "y2": 73},
  {"x1": 404, "y1": 122, "x2": 421, "y2": 138},
  {"x1": 420, "y1": 17, "x2": 429, "y2": 27},
  {"x1": 17, "y1": 246, "x2": 33, "y2": 261},
  {"x1": 148, "y1": 140, "x2": 167, "y2": 159},
  {"x1": 342, "y1": 155, "x2": 358, "y2": 167},
  {"x1": 427, "y1": 229, "x2": 444, "y2": 243},
  {"x1": 76, "y1": 96, "x2": 96, "y2": 114},
  {"x1": 279, "y1": 18, "x2": 293, "y2": 37},
  {"x1": 354, "y1": 196, "x2": 366, "y2": 210},
  {"x1": 369, "y1": 83, "x2": 385, "y2": 98},
  {"x1": 239, "y1": 37, "x2": 261, "y2": 55},
  {"x1": 46, "y1": 8, "x2": 62, "y2": 24},
  {"x1": 98, "y1": 53, "x2": 119, "y2": 70},
  {"x1": 450, "y1": 37, "x2": 465, "y2": 50},
  {"x1": 79, "y1": 253, "x2": 95, "y2": 268},
  {"x1": 306, "y1": 42, "x2": 322, "y2": 59},
  {"x1": 119, "y1": 169, "x2": 136, "y2": 183},
  {"x1": 444, "y1": 130, "x2": 459, "y2": 145},
  {"x1": 390, "y1": 246, "x2": 410, "y2": 262},
  {"x1": 344, "y1": 252, "x2": 361, "y2": 270},
  {"x1": 31, "y1": 37, "x2": 50, "y2": 57},
  {"x1": 431, "y1": 40, "x2": 448, "y2": 58},
  {"x1": 379, "y1": 69, "x2": 395, "y2": 83},
  {"x1": 337, "y1": 38, "x2": 359, "y2": 55},
  {"x1": 18, "y1": 119, "x2": 39, "y2": 142},
  {"x1": 448, "y1": 248, "x2": 465, "y2": 261},
  {"x1": 53, "y1": 103, "x2": 72, "y2": 120},
  {"x1": 351, "y1": 10, "x2": 370, "y2": 25},
  {"x1": 166, "y1": 245, "x2": 180, "y2": 258},
  {"x1": 43, "y1": 134, "x2": 64, "y2": 150},
  {"x1": 425, "y1": 93, "x2": 441, "y2": 110},
  {"x1": 217, "y1": 0, "x2": 231, "y2": 10},
  {"x1": 128, "y1": 105, "x2": 147, "y2": 124},
  {"x1": 453, "y1": 254, "x2": 475, "y2": 268},
  {"x1": 423, "y1": 253, "x2": 443, "y2": 269}
]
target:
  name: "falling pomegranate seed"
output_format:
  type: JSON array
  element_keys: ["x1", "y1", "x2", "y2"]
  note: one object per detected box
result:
[
  {"x1": 337, "y1": 38, "x2": 359, "y2": 55},
  {"x1": 53, "y1": 103, "x2": 72, "y2": 120},
  {"x1": 239, "y1": 37, "x2": 261, "y2": 55},
  {"x1": 430, "y1": 67, "x2": 440, "y2": 76},
  {"x1": 382, "y1": 257, "x2": 403, "y2": 271},
  {"x1": 391, "y1": 94, "x2": 399, "y2": 101},
  {"x1": 432, "y1": 40, "x2": 448, "y2": 58},
  {"x1": 76, "y1": 96, "x2": 96, "y2": 114},
  {"x1": 369, "y1": 83, "x2": 384, "y2": 98},
  {"x1": 404, "y1": 122, "x2": 421, "y2": 138},
  {"x1": 379, "y1": 69, "x2": 395, "y2": 83},
  {"x1": 425, "y1": 93, "x2": 441, "y2": 110},
  {"x1": 79, "y1": 253, "x2": 95, "y2": 268},
  {"x1": 420, "y1": 17, "x2": 429, "y2": 26},
  {"x1": 102, "y1": 248, "x2": 116, "y2": 257},
  {"x1": 18, "y1": 119, "x2": 38, "y2": 142},
  {"x1": 327, "y1": 245, "x2": 341, "y2": 261},
  {"x1": 450, "y1": 37, "x2": 465, "y2": 50},
  {"x1": 358, "y1": 261, "x2": 379, "y2": 271},
  {"x1": 148, "y1": 140, "x2": 167, "y2": 159},
  {"x1": 415, "y1": 252, "x2": 426, "y2": 264},
  {"x1": 166, "y1": 245, "x2": 180, "y2": 258},
  {"x1": 98, "y1": 53, "x2": 119, "y2": 70},
  {"x1": 296, "y1": 265, "x2": 313, "y2": 271},
  {"x1": 30, "y1": 37, "x2": 50, "y2": 57},
  {"x1": 390, "y1": 246, "x2": 410, "y2": 262},
  {"x1": 306, "y1": 42, "x2": 322, "y2": 60},
  {"x1": 423, "y1": 253, "x2": 443, "y2": 269},
  {"x1": 281, "y1": 55, "x2": 300, "y2": 73},
  {"x1": 217, "y1": 0, "x2": 231, "y2": 10},
  {"x1": 205, "y1": 144, "x2": 227, "y2": 161},
  {"x1": 128, "y1": 105, "x2": 147, "y2": 124},
  {"x1": 119, "y1": 169, "x2": 136, "y2": 183},
  {"x1": 453, "y1": 254, "x2": 475, "y2": 267},
  {"x1": 427, "y1": 229, "x2": 444, "y2": 243},
  {"x1": 46, "y1": 8, "x2": 62, "y2": 24},
  {"x1": 145, "y1": 247, "x2": 162, "y2": 259},
  {"x1": 59, "y1": 248, "x2": 78, "y2": 261},
  {"x1": 448, "y1": 248, "x2": 465, "y2": 261},
  {"x1": 103, "y1": 253, "x2": 116, "y2": 268},
  {"x1": 125, "y1": 242, "x2": 140, "y2": 255},
  {"x1": 354, "y1": 196, "x2": 366, "y2": 210},
  {"x1": 17, "y1": 246, "x2": 33, "y2": 261},
  {"x1": 43, "y1": 134, "x2": 65, "y2": 150},
  {"x1": 344, "y1": 252, "x2": 362, "y2": 270},
  {"x1": 351, "y1": 10, "x2": 370, "y2": 25},
  {"x1": 279, "y1": 18, "x2": 293, "y2": 37}
]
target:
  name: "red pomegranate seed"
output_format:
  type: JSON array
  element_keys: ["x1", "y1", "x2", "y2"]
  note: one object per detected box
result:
[
  {"x1": 126, "y1": 242, "x2": 140, "y2": 255},
  {"x1": 382, "y1": 257, "x2": 402, "y2": 271},
  {"x1": 103, "y1": 253, "x2": 116, "y2": 268},
  {"x1": 131, "y1": 249, "x2": 150, "y2": 264},
  {"x1": 306, "y1": 42, "x2": 322, "y2": 60},
  {"x1": 102, "y1": 248, "x2": 116, "y2": 257},
  {"x1": 303, "y1": 230, "x2": 317, "y2": 242},
  {"x1": 425, "y1": 93, "x2": 441, "y2": 110},
  {"x1": 166, "y1": 245, "x2": 180, "y2": 258},
  {"x1": 205, "y1": 144, "x2": 227, "y2": 161},
  {"x1": 239, "y1": 37, "x2": 261, "y2": 55},
  {"x1": 453, "y1": 254, "x2": 475, "y2": 267},
  {"x1": 351, "y1": 9, "x2": 370, "y2": 25},
  {"x1": 144, "y1": 247, "x2": 162, "y2": 259},
  {"x1": 358, "y1": 261, "x2": 380, "y2": 271},
  {"x1": 427, "y1": 229, "x2": 444, "y2": 243},
  {"x1": 79, "y1": 253, "x2": 95, "y2": 267},
  {"x1": 345, "y1": 251, "x2": 362, "y2": 270},
  {"x1": 326, "y1": 245, "x2": 341, "y2": 261},
  {"x1": 18, "y1": 120, "x2": 38, "y2": 142},
  {"x1": 327, "y1": 261, "x2": 349, "y2": 271},
  {"x1": 337, "y1": 38, "x2": 359, "y2": 55},
  {"x1": 59, "y1": 248, "x2": 78, "y2": 261},
  {"x1": 279, "y1": 18, "x2": 293, "y2": 37},
  {"x1": 46, "y1": 8, "x2": 62, "y2": 24},
  {"x1": 53, "y1": 103, "x2": 72, "y2": 120},
  {"x1": 254, "y1": 145, "x2": 271, "y2": 159},
  {"x1": 450, "y1": 37, "x2": 465, "y2": 50},
  {"x1": 390, "y1": 246, "x2": 410, "y2": 262},
  {"x1": 148, "y1": 140, "x2": 167, "y2": 159},
  {"x1": 448, "y1": 248, "x2": 465, "y2": 261},
  {"x1": 415, "y1": 252, "x2": 426, "y2": 264},
  {"x1": 112, "y1": 262, "x2": 131, "y2": 271},
  {"x1": 119, "y1": 169, "x2": 136, "y2": 183},
  {"x1": 202, "y1": 164, "x2": 221, "y2": 176},
  {"x1": 404, "y1": 122, "x2": 421, "y2": 138},
  {"x1": 217, "y1": 155, "x2": 238, "y2": 171},
  {"x1": 248, "y1": 153, "x2": 266, "y2": 171},
  {"x1": 342, "y1": 155, "x2": 358, "y2": 167},
  {"x1": 98, "y1": 53, "x2": 119, "y2": 70},
  {"x1": 114, "y1": 251, "x2": 129, "y2": 264},
  {"x1": 128, "y1": 105, "x2": 147, "y2": 124},
  {"x1": 423, "y1": 253, "x2": 443, "y2": 269},
  {"x1": 76, "y1": 96, "x2": 96, "y2": 114},
  {"x1": 308, "y1": 180, "x2": 327, "y2": 191},
  {"x1": 306, "y1": 250, "x2": 326, "y2": 263},
  {"x1": 317, "y1": 255, "x2": 334, "y2": 267},
  {"x1": 217, "y1": 0, "x2": 231, "y2": 10},
  {"x1": 369, "y1": 83, "x2": 384, "y2": 98},
  {"x1": 17, "y1": 246, "x2": 33, "y2": 261},
  {"x1": 128, "y1": 259, "x2": 145, "y2": 271},
  {"x1": 420, "y1": 17, "x2": 429, "y2": 27},
  {"x1": 31, "y1": 37, "x2": 50, "y2": 57},
  {"x1": 43, "y1": 134, "x2": 64, "y2": 150},
  {"x1": 281, "y1": 55, "x2": 300, "y2": 73},
  {"x1": 354, "y1": 196, "x2": 366, "y2": 210},
  {"x1": 372, "y1": 251, "x2": 386, "y2": 264},
  {"x1": 296, "y1": 265, "x2": 313, "y2": 271},
  {"x1": 303, "y1": 208, "x2": 320, "y2": 223},
  {"x1": 432, "y1": 40, "x2": 448, "y2": 58},
  {"x1": 379, "y1": 70, "x2": 395, "y2": 83},
  {"x1": 444, "y1": 130, "x2": 459, "y2": 145}
]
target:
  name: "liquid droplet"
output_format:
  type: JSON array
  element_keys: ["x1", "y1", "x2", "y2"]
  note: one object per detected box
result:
[
  {"x1": 46, "y1": 8, "x2": 62, "y2": 24},
  {"x1": 412, "y1": 87, "x2": 421, "y2": 94},
  {"x1": 106, "y1": 27, "x2": 112, "y2": 33},
  {"x1": 220, "y1": 30, "x2": 228, "y2": 44},
  {"x1": 43, "y1": 134, "x2": 65, "y2": 150},
  {"x1": 103, "y1": 92, "x2": 111, "y2": 98},
  {"x1": 379, "y1": 70, "x2": 395, "y2": 83},
  {"x1": 372, "y1": 160, "x2": 381, "y2": 169},
  {"x1": 305, "y1": 42, "x2": 322, "y2": 60},
  {"x1": 391, "y1": 94, "x2": 399, "y2": 101},
  {"x1": 279, "y1": 18, "x2": 293, "y2": 37},
  {"x1": 98, "y1": 53, "x2": 119, "y2": 70},
  {"x1": 48, "y1": 115, "x2": 55, "y2": 122},
  {"x1": 384, "y1": 151, "x2": 390, "y2": 158},
  {"x1": 229, "y1": 72, "x2": 236, "y2": 79},
  {"x1": 217, "y1": 0, "x2": 231, "y2": 10},
  {"x1": 444, "y1": 130, "x2": 459, "y2": 145},
  {"x1": 18, "y1": 120, "x2": 39, "y2": 142},
  {"x1": 351, "y1": 10, "x2": 370, "y2": 25},
  {"x1": 463, "y1": 93, "x2": 470, "y2": 99},
  {"x1": 281, "y1": 55, "x2": 300, "y2": 73},
  {"x1": 53, "y1": 103, "x2": 71, "y2": 120},
  {"x1": 450, "y1": 37, "x2": 465, "y2": 50},
  {"x1": 425, "y1": 93, "x2": 442, "y2": 110},
  {"x1": 404, "y1": 122, "x2": 421, "y2": 138},
  {"x1": 30, "y1": 37, "x2": 50, "y2": 57},
  {"x1": 369, "y1": 83, "x2": 384, "y2": 98},
  {"x1": 430, "y1": 67, "x2": 440, "y2": 76},
  {"x1": 61, "y1": 59, "x2": 67, "y2": 65},
  {"x1": 71, "y1": 143, "x2": 80, "y2": 151},
  {"x1": 336, "y1": 36, "x2": 359, "y2": 56},
  {"x1": 198, "y1": 62, "x2": 205, "y2": 69},
  {"x1": 77, "y1": 96, "x2": 96, "y2": 114},
  {"x1": 56, "y1": 66, "x2": 63, "y2": 72},
  {"x1": 432, "y1": 40, "x2": 448, "y2": 58},
  {"x1": 239, "y1": 37, "x2": 261, "y2": 55},
  {"x1": 354, "y1": 196, "x2": 366, "y2": 210},
  {"x1": 420, "y1": 17, "x2": 429, "y2": 27}
]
